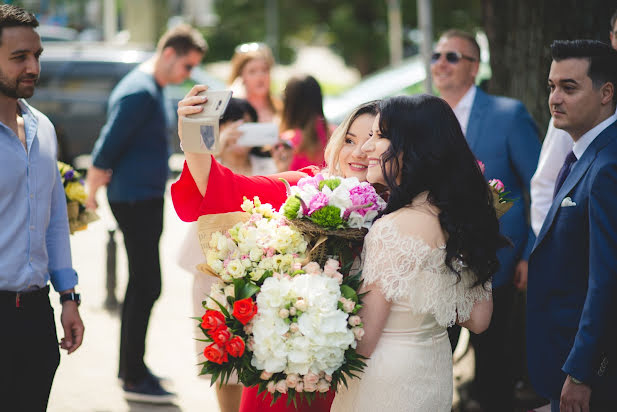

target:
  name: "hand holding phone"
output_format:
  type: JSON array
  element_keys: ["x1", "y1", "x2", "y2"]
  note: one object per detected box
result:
[{"x1": 180, "y1": 90, "x2": 233, "y2": 153}]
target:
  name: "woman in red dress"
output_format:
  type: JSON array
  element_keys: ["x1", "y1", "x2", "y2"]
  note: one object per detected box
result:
[{"x1": 172, "y1": 85, "x2": 378, "y2": 412}]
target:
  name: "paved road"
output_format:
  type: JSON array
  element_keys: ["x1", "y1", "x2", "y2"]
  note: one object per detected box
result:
[
  {"x1": 48, "y1": 184, "x2": 220, "y2": 412},
  {"x1": 47, "y1": 183, "x2": 475, "y2": 412}
]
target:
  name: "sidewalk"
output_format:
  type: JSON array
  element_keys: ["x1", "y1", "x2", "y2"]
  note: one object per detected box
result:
[
  {"x1": 47, "y1": 183, "x2": 475, "y2": 412},
  {"x1": 47, "y1": 184, "x2": 220, "y2": 412}
]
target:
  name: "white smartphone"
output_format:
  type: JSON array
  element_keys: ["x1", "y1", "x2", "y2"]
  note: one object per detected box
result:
[
  {"x1": 185, "y1": 90, "x2": 233, "y2": 120},
  {"x1": 236, "y1": 122, "x2": 279, "y2": 147},
  {"x1": 181, "y1": 90, "x2": 232, "y2": 153}
]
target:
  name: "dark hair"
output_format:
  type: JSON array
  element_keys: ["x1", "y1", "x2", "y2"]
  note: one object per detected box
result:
[
  {"x1": 0, "y1": 4, "x2": 38, "y2": 46},
  {"x1": 221, "y1": 98, "x2": 258, "y2": 124},
  {"x1": 156, "y1": 23, "x2": 207, "y2": 56},
  {"x1": 377, "y1": 95, "x2": 509, "y2": 286},
  {"x1": 281, "y1": 74, "x2": 328, "y2": 157},
  {"x1": 440, "y1": 29, "x2": 480, "y2": 60},
  {"x1": 611, "y1": 9, "x2": 617, "y2": 31},
  {"x1": 551, "y1": 40, "x2": 617, "y2": 103}
]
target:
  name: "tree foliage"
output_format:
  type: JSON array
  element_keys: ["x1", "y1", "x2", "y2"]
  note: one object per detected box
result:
[
  {"x1": 206, "y1": 0, "x2": 482, "y2": 76},
  {"x1": 482, "y1": 0, "x2": 616, "y2": 134}
]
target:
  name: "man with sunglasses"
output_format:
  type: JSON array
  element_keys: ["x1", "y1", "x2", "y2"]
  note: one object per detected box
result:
[
  {"x1": 432, "y1": 29, "x2": 541, "y2": 412},
  {"x1": 86, "y1": 24, "x2": 206, "y2": 404}
]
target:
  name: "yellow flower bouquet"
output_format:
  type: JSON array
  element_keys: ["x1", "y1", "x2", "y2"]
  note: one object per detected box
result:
[{"x1": 58, "y1": 161, "x2": 99, "y2": 234}]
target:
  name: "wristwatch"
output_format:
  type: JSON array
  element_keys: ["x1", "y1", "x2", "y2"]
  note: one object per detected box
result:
[
  {"x1": 60, "y1": 292, "x2": 81, "y2": 306},
  {"x1": 569, "y1": 375, "x2": 584, "y2": 385}
]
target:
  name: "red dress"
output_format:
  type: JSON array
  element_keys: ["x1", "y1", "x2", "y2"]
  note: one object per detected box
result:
[{"x1": 171, "y1": 157, "x2": 334, "y2": 412}]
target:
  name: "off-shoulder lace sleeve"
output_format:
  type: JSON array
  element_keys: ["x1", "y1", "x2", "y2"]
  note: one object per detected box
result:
[{"x1": 362, "y1": 217, "x2": 491, "y2": 327}]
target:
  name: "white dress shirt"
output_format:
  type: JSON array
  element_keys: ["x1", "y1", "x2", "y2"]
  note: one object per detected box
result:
[
  {"x1": 530, "y1": 111, "x2": 617, "y2": 235},
  {"x1": 530, "y1": 119, "x2": 573, "y2": 235},
  {"x1": 452, "y1": 85, "x2": 476, "y2": 136}
]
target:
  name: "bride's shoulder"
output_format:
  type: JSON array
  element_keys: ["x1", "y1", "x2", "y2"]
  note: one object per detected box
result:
[{"x1": 373, "y1": 206, "x2": 445, "y2": 249}]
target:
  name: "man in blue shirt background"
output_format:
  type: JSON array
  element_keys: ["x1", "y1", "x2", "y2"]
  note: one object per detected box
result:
[
  {"x1": 0, "y1": 5, "x2": 84, "y2": 410},
  {"x1": 86, "y1": 24, "x2": 207, "y2": 403}
]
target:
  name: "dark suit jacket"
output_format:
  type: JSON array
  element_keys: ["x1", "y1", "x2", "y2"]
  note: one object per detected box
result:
[
  {"x1": 527, "y1": 119, "x2": 617, "y2": 401},
  {"x1": 466, "y1": 88, "x2": 540, "y2": 288}
]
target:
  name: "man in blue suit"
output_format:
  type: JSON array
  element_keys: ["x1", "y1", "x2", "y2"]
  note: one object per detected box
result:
[
  {"x1": 527, "y1": 40, "x2": 617, "y2": 412},
  {"x1": 432, "y1": 30, "x2": 541, "y2": 411}
]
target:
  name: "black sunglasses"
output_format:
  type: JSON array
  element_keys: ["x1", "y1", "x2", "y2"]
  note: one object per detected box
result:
[{"x1": 431, "y1": 51, "x2": 477, "y2": 64}]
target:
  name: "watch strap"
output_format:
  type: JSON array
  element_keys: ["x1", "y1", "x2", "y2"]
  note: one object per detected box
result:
[{"x1": 60, "y1": 292, "x2": 81, "y2": 305}]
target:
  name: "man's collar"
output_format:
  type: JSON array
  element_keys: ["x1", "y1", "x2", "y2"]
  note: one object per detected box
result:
[
  {"x1": 454, "y1": 85, "x2": 476, "y2": 110},
  {"x1": 573, "y1": 111, "x2": 617, "y2": 159}
]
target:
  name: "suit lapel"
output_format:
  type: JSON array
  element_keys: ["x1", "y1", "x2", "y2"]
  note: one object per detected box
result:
[
  {"x1": 534, "y1": 121, "x2": 617, "y2": 248},
  {"x1": 464, "y1": 89, "x2": 488, "y2": 152}
]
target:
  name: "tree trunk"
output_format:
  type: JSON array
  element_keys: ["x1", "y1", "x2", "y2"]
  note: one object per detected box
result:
[{"x1": 482, "y1": 0, "x2": 615, "y2": 136}]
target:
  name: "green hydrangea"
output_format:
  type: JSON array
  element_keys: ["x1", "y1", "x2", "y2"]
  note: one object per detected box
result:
[
  {"x1": 318, "y1": 177, "x2": 341, "y2": 191},
  {"x1": 282, "y1": 196, "x2": 301, "y2": 220},
  {"x1": 310, "y1": 205, "x2": 343, "y2": 228}
]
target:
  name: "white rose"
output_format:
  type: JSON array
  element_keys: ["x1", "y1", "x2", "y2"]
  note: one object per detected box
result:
[{"x1": 279, "y1": 308, "x2": 290, "y2": 319}]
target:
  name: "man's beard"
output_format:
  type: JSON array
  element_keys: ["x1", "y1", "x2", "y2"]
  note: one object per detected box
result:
[{"x1": 0, "y1": 70, "x2": 38, "y2": 99}]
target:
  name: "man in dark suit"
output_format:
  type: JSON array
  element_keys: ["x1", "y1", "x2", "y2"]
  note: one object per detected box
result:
[
  {"x1": 527, "y1": 40, "x2": 617, "y2": 412},
  {"x1": 431, "y1": 29, "x2": 541, "y2": 411}
]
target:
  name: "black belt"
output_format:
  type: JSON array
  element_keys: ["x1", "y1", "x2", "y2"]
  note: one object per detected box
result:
[{"x1": 0, "y1": 285, "x2": 50, "y2": 307}]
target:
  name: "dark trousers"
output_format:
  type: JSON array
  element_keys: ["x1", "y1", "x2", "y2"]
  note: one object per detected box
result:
[
  {"x1": 551, "y1": 399, "x2": 613, "y2": 412},
  {"x1": 470, "y1": 283, "x2": 517, "y2": 412},
  {"x1": 0, "y1": 287, "x2": 60, "y2": 411},
  {"x1": 110, "y1": 198, "x2": 164, "y2": 384}
]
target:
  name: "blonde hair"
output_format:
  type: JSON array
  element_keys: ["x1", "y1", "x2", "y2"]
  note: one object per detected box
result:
[
  {"x1": 325, "y1": 101, "x2": 380, "y2": 176},
  {"x1": 228, "y1": 43, "x2": 278, "y2": 114}
]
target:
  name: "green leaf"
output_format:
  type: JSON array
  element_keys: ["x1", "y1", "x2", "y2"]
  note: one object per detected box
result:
[
  {"x1": 340, "y1": 284, "x2": 358, "y2": 302},
  {"x1": 209, "y1": 297, "x2": 231, "y2": 318}
]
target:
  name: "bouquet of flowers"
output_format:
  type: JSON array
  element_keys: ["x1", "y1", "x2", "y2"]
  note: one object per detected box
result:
[
  {"x1": 196, "y1": 197, "x2": 366, "y2": 406},
  {"x1": 58, "y1": 162, "x2": 99, "y2": 234},
  {"x1": 280, "y1": 174, "x2": 386, "y2": 266},
  {"x1": 477, "y1": 161, "x2": 514, "y2": 218}
]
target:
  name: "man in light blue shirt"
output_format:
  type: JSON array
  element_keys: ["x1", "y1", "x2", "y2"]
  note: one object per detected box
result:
[{"x1": 0, "y1": 5, "x2": 84, "y2": 410}]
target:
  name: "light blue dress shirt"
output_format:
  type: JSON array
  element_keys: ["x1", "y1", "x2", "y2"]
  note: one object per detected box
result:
[{"x1": 0, "y1": 100, "x2": 77, "y2": 292}]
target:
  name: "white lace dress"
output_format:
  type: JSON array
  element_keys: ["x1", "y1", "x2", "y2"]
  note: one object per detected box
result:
[{"x1": 331, "y1": 207, "x2": 491, "y2": 412}]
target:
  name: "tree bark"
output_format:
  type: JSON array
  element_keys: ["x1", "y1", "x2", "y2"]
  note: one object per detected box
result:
[{"x1": 482, "y1": 0, "x2": 615, "y2": 136}]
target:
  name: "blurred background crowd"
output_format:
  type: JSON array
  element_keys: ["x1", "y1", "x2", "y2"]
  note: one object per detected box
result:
[{"x1": 6, "y1": 1, "x2": 617, "y2": 411}]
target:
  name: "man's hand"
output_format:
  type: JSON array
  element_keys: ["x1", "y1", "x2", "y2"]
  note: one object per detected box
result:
[
  {"x1": 560, "y1": 375, "x2": 591, "y2": 412},
  {"x1": 60, "y1": 300, "x2": 84, "y2": 354},
  {"x1": 513, "y1": 260, "x2": 528, "y2": 290},
  {"x1": 85, "y1": 166, "x2": 111, "y2": 210}
]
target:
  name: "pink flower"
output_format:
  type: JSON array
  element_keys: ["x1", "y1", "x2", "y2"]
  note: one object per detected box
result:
[
  {"x1": 348, "y1": 315, "x2": 362, "y2": 327},
  {"x1": 317, "y1": 379, "x2": 330, "y2": 393},
  {"x1": 260, "y1": 371, "x2": 273, "y2": 380},
  {"x1": 303, "y1": 381, "x2": 317, "y2": 392},
  {"x1": 267, "y1": 381, "x2": 276, "y2": 393},
  {"x1": 477, "y1": 160, "x2": 486, "y2": 175},
  {"x1": 304, "y1": 372, "x2": 320, "y2": 385},
  {"x1": 307, "y1": 192, "x2": 329, "y2": 215},
  {"x1": 347, "y1": 184, "x2": 381, "y2": 217},
  {"x1": 275, "y1": 380, "x2": 288, "y2": 394},
  {"x1": 303, "y1": 262, "x2": 321, "y2": 275},
  {"x1": 285, "y1": 374, "x2": 300, "y2": 388},
  {"x1": 352, "y1": 327, "x2": 365, "y2": 340},
  {"x1": 323, "y1": 258, "x2": 340, "y2": 275},
  {"x1": 249, "y1": 213, "x2": 263, "y2": 223},
  {"x1": 488, "y1": 179, "x2": 505, "y2": 193},
  {"x1": 297, "y1": 174, "x2": 324, "y2": 190},
  {"x1": 295, "y1": 381, "x2": 304, "y2": 392}
]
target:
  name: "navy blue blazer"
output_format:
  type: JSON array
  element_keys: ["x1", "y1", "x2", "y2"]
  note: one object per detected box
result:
[
  {"x1": 466, "y1": 89, "x2": 540, "y2": 288},
  {"x1": 527, "y1": 120, "x2": 617, "y2": 401}
]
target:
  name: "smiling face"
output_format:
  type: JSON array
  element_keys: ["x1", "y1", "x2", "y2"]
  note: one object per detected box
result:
[
  {"x1": 430, "y1": 36, "x2": 479, "y2": 97},
  {"x1": 361, "y1": 114, "x2": 397, "y2": 186},
  {"x1": 548, "y1": 58, "x2": 612, "y2": 140},
  {"x1": 241, "y1": 57, "x2": 271, "y2": 99},
  {"x1": 336, "y1": 113, "x2": 374, "y2": 181},
  {"x1": 0, "y1": 26, "x2": 42, "y2": 99}
]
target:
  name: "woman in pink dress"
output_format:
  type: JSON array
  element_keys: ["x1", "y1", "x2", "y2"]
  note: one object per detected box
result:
[
  {"x1": 272, "y1": 75, "x2": 330, "y2": 172},
  {"x1": 172, "y1": 84, "x2": 378, "y2": 412}
]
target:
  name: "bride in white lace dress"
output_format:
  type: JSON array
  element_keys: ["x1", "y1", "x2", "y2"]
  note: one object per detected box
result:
[{"x1": 332, "y1": 95, "x2": 509, "y2": 411}]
